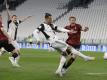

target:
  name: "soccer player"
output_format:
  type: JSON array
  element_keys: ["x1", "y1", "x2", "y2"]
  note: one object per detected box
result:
[
  {"x1": 33, "y1": 13, "x2": 95, "y2": 77},
  {"x1": 0, "y1": 4, "x2": 31, "y2": 55},
  {"x1": 61, "y1": 16, "x2": 89, "y2": 74},
  {"x1": 0, "y1": 15, "x2": 20, "y2": 67},
  {"x1": 6, "y1": 4, "x2": 31, "y2": 51}
]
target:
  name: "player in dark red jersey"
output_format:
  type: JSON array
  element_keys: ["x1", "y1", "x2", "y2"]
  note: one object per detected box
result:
[
  {"x1": 0, "y1": 15, "x2": 20, "y2": 67},
  {"x1": 62, "y1": 16, "x2": 89, "y2": 74}
]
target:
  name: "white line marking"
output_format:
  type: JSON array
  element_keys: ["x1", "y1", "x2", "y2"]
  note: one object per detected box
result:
[{"x1": 86, "y1": 73, "x2": 107, "y2": 75}]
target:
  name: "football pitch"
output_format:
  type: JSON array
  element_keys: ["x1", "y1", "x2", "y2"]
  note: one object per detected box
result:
[{"x1": 0, "y1": 49, "x2": 107, "y2": 80}]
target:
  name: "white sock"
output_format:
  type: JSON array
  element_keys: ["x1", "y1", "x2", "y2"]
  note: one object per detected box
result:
[
  {"x1": 71, "y1": 48, "x2": 89, "y2": 60},
  {"x1": 56, "y1": 56, "x2": 66, "y2": 72},
  {"x1": 1, "y1": 48, "x2": 5, "y2": 52},
  {"x1": 9, "y1": 57, "x2": 15, "y2": 65},
  {"x1": 15, "y1": 56, "x2": 20, "y2": 64},
  {"x1": 0, "y1": 52, "x2": 2, "y2": 55}
]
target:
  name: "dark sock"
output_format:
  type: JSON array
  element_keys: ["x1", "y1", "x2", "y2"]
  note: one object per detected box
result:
[
  {"x1": 12, "y1": 53, "x2": 18, "y2": 59},
  {"x1": 63, "y1": 58, "x2": 75, "y2": 69}
]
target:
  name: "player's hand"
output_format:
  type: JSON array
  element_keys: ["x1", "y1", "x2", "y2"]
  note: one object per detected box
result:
[
  {"x1": 84, "y1": 27, "x2": 89, "y2": 32},
  {"x1": 69, "y1": 30, "x2": 77, "y2": 34}
]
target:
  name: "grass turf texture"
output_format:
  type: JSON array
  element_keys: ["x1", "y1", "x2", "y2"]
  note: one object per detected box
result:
[{"x1": 0, "y1": 49, "x2": 107, "y2": 80}]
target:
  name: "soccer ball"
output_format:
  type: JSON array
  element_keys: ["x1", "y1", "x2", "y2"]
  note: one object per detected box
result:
[{"x1": 103, "y1": 52, "x2": 107, "y2": 60}]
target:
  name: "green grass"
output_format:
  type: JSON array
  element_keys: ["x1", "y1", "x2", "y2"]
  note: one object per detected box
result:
[{"x1": 0, "y1": 49, "x2": 107, "y2": 80}]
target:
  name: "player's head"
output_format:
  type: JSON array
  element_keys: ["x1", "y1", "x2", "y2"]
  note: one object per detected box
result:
[
  {"x1": 45, "y1": 13, "x2": 52, "y2": 24},
  {"x1": 12, "y1": 15, "x2": 17, "y2": 21},
  {"x1": 69, "y1": 16, "x2": 76, "y2": 24}
]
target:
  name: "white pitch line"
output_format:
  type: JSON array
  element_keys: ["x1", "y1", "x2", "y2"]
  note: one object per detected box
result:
[{"x1": 86, "y1": 73, "x2": 107, "y2": 75}]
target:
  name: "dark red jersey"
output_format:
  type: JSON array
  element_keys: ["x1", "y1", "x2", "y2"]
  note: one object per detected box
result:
[
  {"x1": 65, "y1": 23, "x2": 82, "y2": 46},
  {"x1": 0, "y1": 20, "x2": 8, "y2": 41}
]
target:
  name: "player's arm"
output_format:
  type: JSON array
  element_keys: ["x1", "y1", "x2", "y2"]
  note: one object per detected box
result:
[
  {"x1": 81, "y1": 27, "x2": 89, "y2": 32},
  {"x1": 33, "y1": 29, "x2": 41, "y2": 42},
  {"x1": 6, "y1": 3, "x2": 11, "y2": 20},
  {"x1": 53, "y1": 26, "x2": 70, "y2": 33},
  {"x1": 59, "y1": 28, "x2": 71, "y2": 33},
  {"x1": 20, "y1": 16, "x2": 32, "y2": 23},
  {"x1": 0, "y1": 27, "x2": 13, "y2": 43},
  {"x1": 57, "y1": 27, "x2": 77, "y2": 33}
]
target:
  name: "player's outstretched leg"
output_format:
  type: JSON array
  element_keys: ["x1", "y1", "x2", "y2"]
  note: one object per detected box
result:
[
  {"x1": 71, "y1": 47, "x2": 95, "y2": 61},
  {"x1": 61, "y1": 47, "x2": 95, "y2": 74},
  {"x1": 62, "y1": 54, "x2": 76, "y2": 74},
  {"x1": 9, "y1": 49, "x2": 21, "y2": 67}
]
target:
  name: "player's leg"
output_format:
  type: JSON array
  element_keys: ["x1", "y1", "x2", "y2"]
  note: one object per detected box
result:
[
  {"x1": 52, "y1": 39, "x2": 94, "y2": 77},
  {"x1": 54, "y1": 39, "x2": 95, "y2": 61},
  {"x1": 10, "y1": 49, "x2": 20, "y2": 67},
  {"x1": 54, "y1": 41, "x2": 94, "y2": 76},
  {"x1": 50, "y1": 40, "x2": 68, "y2": 77},
  {"x1": 0, "y1": 47, "x2": 7, "y2": 56},
  {"x1": 61, "y1": 47, "x2": 94, "y2": 75},
  {"x1": 53, "y1": 40, "x2": 76, "y2": 76},
  {"x1": 11, "y1": 40, "x2": 21, "y2": 64},
  {"x1": 62, "y1": 45, "x2": 79, "y2": 73},
  {"x1": 12, "y1": 40, "x2": 20, "y2": 51},
  {"x1": 3, "y1": 41, "x2": 21, "y2": 67},
  {"x1": 0, "y1": 41, "x2": 4, "y2": 56},
  {"x1": 55, "y1": 51, "x2": 68, "y2": 77},
  {"x1": 62, "y1": 54, "x2": 76, "y2": 74},
  {"x1": 0, "y1": 48, "x2": 2, "y2": 56},
  {"x1": 71, "y1": 47, "x2": 95, "y2": 61}
]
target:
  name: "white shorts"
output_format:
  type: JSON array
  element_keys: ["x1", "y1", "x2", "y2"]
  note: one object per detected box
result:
[
  {"x1": 11, "y1": 40, "x2": 20, "y2": 51},
  {"x1": 49, "y1": 37, "x2": 68, "y2": 52}
]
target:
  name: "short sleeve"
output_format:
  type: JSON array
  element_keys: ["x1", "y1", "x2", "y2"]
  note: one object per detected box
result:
[
  {"x1": 19, "y1": 20, "x2": 22, "y2": 24},
  {"x1": 8, "y1": 20, "x2": 12, "y2": 24},
  {"x1": 37, "y1": 24, "x2": 45, "y2": 31}
]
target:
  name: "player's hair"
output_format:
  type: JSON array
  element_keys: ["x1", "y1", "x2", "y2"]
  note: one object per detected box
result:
[
  {"x1": 69, "y1": 16, "x2": 76, "y2": 20},
  {"x1": 45, "y1": 13, "x2": 52, "y2": 18},
  {"x1": 12, "y1": 15, "x2": 17, "y2": 18}
]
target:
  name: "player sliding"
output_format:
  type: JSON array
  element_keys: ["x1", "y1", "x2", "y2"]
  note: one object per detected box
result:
[
  {"x1": 0, "y1": 15, "x2": 20, "y2": 67},
  {"x1": 33, "y1": 13, "x2": 95, "y2": 77}
]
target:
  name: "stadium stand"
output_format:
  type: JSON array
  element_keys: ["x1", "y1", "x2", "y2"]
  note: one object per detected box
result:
[{"x1": 0, "y1": 0, "x2": 107, "y2": 44}]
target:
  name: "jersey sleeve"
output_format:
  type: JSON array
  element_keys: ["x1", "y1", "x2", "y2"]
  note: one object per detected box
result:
[
  {"x1": 33, "y1": 29, "x2": 41, "y2": 42},
  {"x1": 8, "y1": 20, "x2": 12, "y2": 25},
  {"x1": 37, "y1": 24, "x2": 45, "y2": 31},
  {"x1": 19, "y1": 20, "x2": 22, "y2": 24},
  {"x1": 54, "y1": 26, "x2": 58, "y2": 30},
  {"x1": 37, "y1": 24, "x2": 50, "y2": 39}
]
